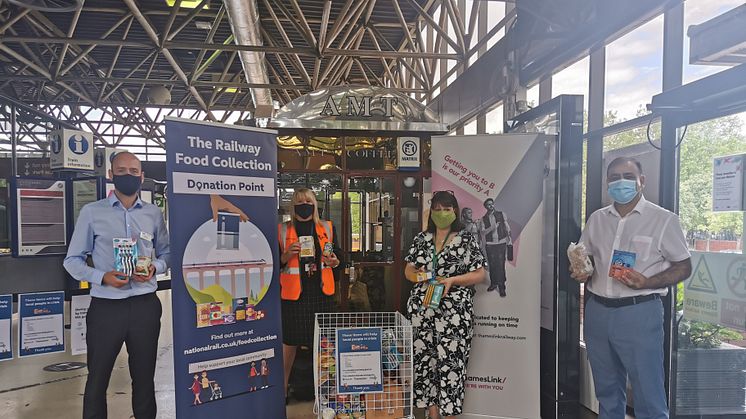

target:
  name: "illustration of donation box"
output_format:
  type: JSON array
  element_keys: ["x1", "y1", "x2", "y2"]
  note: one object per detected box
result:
[{"x1": 49, "y1": 128, "x2": 95, "y2": 171}]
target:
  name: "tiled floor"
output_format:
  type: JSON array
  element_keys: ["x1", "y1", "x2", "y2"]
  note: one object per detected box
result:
[
  {"x1": 0, "y1": 292, "x2": 323, "y2": 419},
  {"x1": 0, "y1": 292, "x2": 625, "y2": 419}
]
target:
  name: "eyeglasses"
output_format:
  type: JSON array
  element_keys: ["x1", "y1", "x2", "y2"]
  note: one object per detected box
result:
[
  {"x1": 429, "y1": 190, "x2": 456, "y2": 205},
  {"x1": 432, "y1": 190, "x2": 454, "y2": 196}
]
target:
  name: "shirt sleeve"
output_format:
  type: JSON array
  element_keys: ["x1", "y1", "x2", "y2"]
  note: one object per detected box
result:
[
  {"x1": 152, "y1": 209, "x2": 171, "y2": 274},
  {"x1": 404, "y1": 232, "x2": 423, "y2": 265},
  {"x1": 463, "y1": 232, "x2": 486, "y2": 272},
  {"x1": 659, "y1": 215, "x2": 691, "y2": 262},
  {"x1": 63, "y1": 205, "x2": 106, "y2": 285},
  {"x1": 579, "y1": 212, "x2": 594, "y2": 255}
]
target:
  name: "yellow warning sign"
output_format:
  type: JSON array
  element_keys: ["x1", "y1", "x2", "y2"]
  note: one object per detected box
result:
[{"x1": 687, "y1": 256, "x2": 718, "y2": 294}]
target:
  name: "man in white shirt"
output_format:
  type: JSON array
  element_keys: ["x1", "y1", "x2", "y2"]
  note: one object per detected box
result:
[{"x1": 571, "y1": 157, "x2": 692, "y2": 419}]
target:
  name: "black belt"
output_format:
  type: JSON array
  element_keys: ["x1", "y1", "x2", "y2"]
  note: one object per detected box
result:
[{"x1": 590, "y1": 292, "x2": 660, "y2": 308}]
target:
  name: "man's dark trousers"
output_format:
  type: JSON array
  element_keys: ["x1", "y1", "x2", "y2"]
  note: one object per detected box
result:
[
  {"x1": 84, "y1": 293, "x2": 162, "y2": 419},
  {"x1": 486, "y1": 243, "x2": 507, "y2": 291}
]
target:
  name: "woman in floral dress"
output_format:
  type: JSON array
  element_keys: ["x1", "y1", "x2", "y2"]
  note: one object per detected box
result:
[{"x1": 404, "y1": 191, "x2": 486, "y2": 418}]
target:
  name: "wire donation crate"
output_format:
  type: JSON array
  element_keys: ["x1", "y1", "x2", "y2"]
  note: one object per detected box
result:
[{"x1": 314, "y1": 312, "x2": 414, "y2": 419}]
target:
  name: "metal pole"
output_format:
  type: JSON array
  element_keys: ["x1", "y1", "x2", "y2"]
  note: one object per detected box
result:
[
  {"x1": 10, "y1": 104, "x2": 17, "y2": 178},
  {"x1": 660, "y1": 3, "x2": 684, "y2": 417}
]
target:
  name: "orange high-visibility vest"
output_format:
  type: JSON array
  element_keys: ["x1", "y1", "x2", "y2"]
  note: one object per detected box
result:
[{"x1": 278, "y1": 221, "x2": 335, "y2": 301}]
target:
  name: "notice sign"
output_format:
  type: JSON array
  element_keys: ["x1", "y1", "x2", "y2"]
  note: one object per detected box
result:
[
  {"x1": 336, "y1": 327, "x2": 384, "y2": 394},
  {"x1": 0, "y1": 295, "x2": 12, "y2": 361},
  {"x1": 70, "y1": 295, "x2": 91, "y2": 356},
  {"x1": 19, "y1": 292, "x2": 65, "y2": 357},
  {"x1": 713, "y1": 154, "x2": 744, "y2": 212},
  {"x1": 684, "y1": 251, "x2": 746, "y2": 331}
]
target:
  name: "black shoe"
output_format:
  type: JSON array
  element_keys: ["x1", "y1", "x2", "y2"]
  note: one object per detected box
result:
[
  {"x1": 499, "y1": 289, "x2": 506, "y2": 297},
  {"x1": 487, "y1": 285, "x2": 497, "y2": 292}
]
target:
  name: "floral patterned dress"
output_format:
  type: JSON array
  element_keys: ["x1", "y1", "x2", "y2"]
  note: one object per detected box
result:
[{"x1": 404, "y1": 229, "x2": 485, "y2": 416}]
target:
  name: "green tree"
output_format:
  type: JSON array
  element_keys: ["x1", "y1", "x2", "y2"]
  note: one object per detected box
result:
[{"x1": 678, "y1": 116, "x2": 746, "y2": 235}]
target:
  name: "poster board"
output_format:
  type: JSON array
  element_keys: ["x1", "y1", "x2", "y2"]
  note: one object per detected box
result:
[
  {"x1": 11, "y1": 178, "x2": 68, "y2": 257},
  {"x1": 18, "y1": 291, "x2": 65, "y2": 357},
  {"x1": 432, "y1": 134, "x2": 545, "y2": 419},
  {"x1": 166, "y1": 117, "x2": 284, "y2": 418}
]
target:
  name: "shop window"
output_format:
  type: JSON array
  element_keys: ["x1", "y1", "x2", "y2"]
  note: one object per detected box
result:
[
  {"x1": 277, "y1": 136, "x2": 343, "y2": 171},
  {"x1": 486, "y1": 1, "x2": 506, "y2": 51},
  {"x1": 527, "y1": 84, "x2": 540, "y2": 108},
  {"x1": 683, "y1": 0, "x2": 745, "y2": 84},
  {"x1": 345, "y1": 137, "x2": 397, "y2": 171},
  {"x1": 552, "y1": 56, "x2": 589, "y2": 130},
  {"x1": 486, "y1": 104, "x2": 503, "y2": 134},
  {"x1": 464, "y1": 119, "x2": 477, "y2": 135},
  {"x1": 605, "y1": 15, "x2": 664, "y2": 125},
  {"x1": 0, "y1": 178, "x2": 9, "y2": 251}
]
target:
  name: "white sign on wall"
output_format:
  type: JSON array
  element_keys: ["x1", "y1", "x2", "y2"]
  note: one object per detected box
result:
[
  {"x1": 70, "y1": 295, "x2": 91, "y2": 356},
  {"x1": 397, "y1": 137, "x2": 420, "y2": 170},
  {"x1": 712, "y1": 154, "x2": 744, "y2": 212},
  {"x1": 49, "y1": 128, "x2": 94, "y2": 171},
  {"x1": 684, "y1": 251, "x2": 746, "y2": 331}
]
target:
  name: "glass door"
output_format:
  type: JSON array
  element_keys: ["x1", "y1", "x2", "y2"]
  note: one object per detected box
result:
[
  {"x1": 278, "y1": 172, "x2": 345, "y2": 304},
  {"x1": 346, "y1": 175, "x2": 396, "y2": 312}
]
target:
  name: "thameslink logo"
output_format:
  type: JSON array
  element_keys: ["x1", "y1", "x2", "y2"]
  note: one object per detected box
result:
[{"x1": 467, "y1": 375, "x2": 507, "y2": 384}]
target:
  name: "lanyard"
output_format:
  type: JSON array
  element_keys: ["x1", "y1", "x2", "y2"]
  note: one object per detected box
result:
[{"x1": 431, "y1": 232, "x2": 451, "y2": 282}]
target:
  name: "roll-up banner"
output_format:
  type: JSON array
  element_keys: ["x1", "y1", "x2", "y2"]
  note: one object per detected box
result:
[
  {"x1": 166, "y1": 118, "x2": 284, "y2": 418},
  {"x1": 432, "y1": 134, "x2": 546, "y2": 419}
]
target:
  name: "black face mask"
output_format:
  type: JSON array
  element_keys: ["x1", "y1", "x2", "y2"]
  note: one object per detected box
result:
[
  {"x1": 294, "y1": 203, "x2": 315, "y2": 219},
  {"x1": 113, "y1": 174, "x2": 142, "y2": 196}
]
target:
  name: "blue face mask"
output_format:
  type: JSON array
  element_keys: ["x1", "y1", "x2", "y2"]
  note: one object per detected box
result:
[{"x1": 607, "y1": 179, "x2": 639, "y2": 204}]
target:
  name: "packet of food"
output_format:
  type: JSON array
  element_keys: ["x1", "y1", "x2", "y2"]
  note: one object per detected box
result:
[
  {"x1": 299, "y1": 236, "x2": 314, "y2": 258},
  {"x1": 135, "y1": 256, "x2": 151, "y2": 276},
  {"x1": 322, "y1": 242, "x2": 334, "y2": 258},
  {"x1": 567, "y1": 242, "x2": 594, "y2": 276},
  {"x1": 415, "y1": 271, "x2": 431, "y2": 283}
]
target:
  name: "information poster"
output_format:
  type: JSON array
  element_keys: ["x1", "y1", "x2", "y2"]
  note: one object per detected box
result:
[
  {"x1": 432, "y1": 134, "x2": 544, "y2": 419},
  {"x1": 18, "y1": 291, "x2": 65, "y2": 357},
  {"x1": 70, "y1": 295, "x2": 91, "y2": 356},
  {"x1": 684, "y1": 251, "x2": 746, "y2": 331},
  {"x1": 12, "y1": 178, "x2": 67, "y2": 256},
  {"x1": 336, "y1": 328, "x2": 384, "y2": 394},
  {"x1": 72, "y1": 179, "x2": 99, "y2": 225},
  {"x1": 166, "y1": 118, "x2": 284, "y2": 418},
  {"x1": 0, "y1": 295, "x2": 12, "y2": 361},
  {"x1": 713, "y1": 155, "x2": 744, "y2": 212}
]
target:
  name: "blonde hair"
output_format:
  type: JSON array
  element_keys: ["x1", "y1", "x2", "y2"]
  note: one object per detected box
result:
[{"x1": 289, "y1": 188, "x2": 321, "y2": 224}]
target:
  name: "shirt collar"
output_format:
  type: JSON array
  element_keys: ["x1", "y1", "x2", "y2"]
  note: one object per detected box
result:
[
  {"x1": 108, "y1": 191, "x2": 143, "y2": 209},
  {"x1": 605, "y1": 194, "x2": 647, "y2": 217}
]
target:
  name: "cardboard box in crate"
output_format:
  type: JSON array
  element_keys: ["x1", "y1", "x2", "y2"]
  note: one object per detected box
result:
[{"x1": 365, "y1": 383, "x2": 405, "y2": 419}]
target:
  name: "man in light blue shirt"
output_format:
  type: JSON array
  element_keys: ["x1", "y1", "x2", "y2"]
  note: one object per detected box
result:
[{"x1": 64, "y1": 152, "x2": 169, "y2": 419}]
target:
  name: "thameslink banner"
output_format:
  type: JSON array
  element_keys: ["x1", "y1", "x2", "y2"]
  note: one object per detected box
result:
[
  {"x1": 432, "y1": 134, "x2": 544, "y2": 419},
  {"x1": 166, "y1": 118, "x2": 284, "y2": 418}
]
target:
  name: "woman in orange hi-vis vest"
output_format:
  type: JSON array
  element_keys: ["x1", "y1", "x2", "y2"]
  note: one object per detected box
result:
[{"x1": 279, "y1": 188, "x2": 341, "y2": 400}]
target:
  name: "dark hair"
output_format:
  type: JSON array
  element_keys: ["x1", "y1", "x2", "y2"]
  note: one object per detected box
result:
[
  {"x1": 607, "y1": 156, "x2": 643, "y2": 176},
  {"x1": 427, "y1": 191, "x2": 464, "y2": 233}
]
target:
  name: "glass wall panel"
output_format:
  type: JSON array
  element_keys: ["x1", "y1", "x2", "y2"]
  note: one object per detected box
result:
[
  {"x1": 605, "y1": 15, "x2": 663, "y2": 125},
  {"x1": 674, "y1": 112, "x2": 746, "y2": 417}
]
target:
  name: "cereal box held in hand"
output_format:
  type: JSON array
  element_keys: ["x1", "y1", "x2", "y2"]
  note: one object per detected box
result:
[{"x1": 609, "y1": 250, "x2": 636, "y2": 280}]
